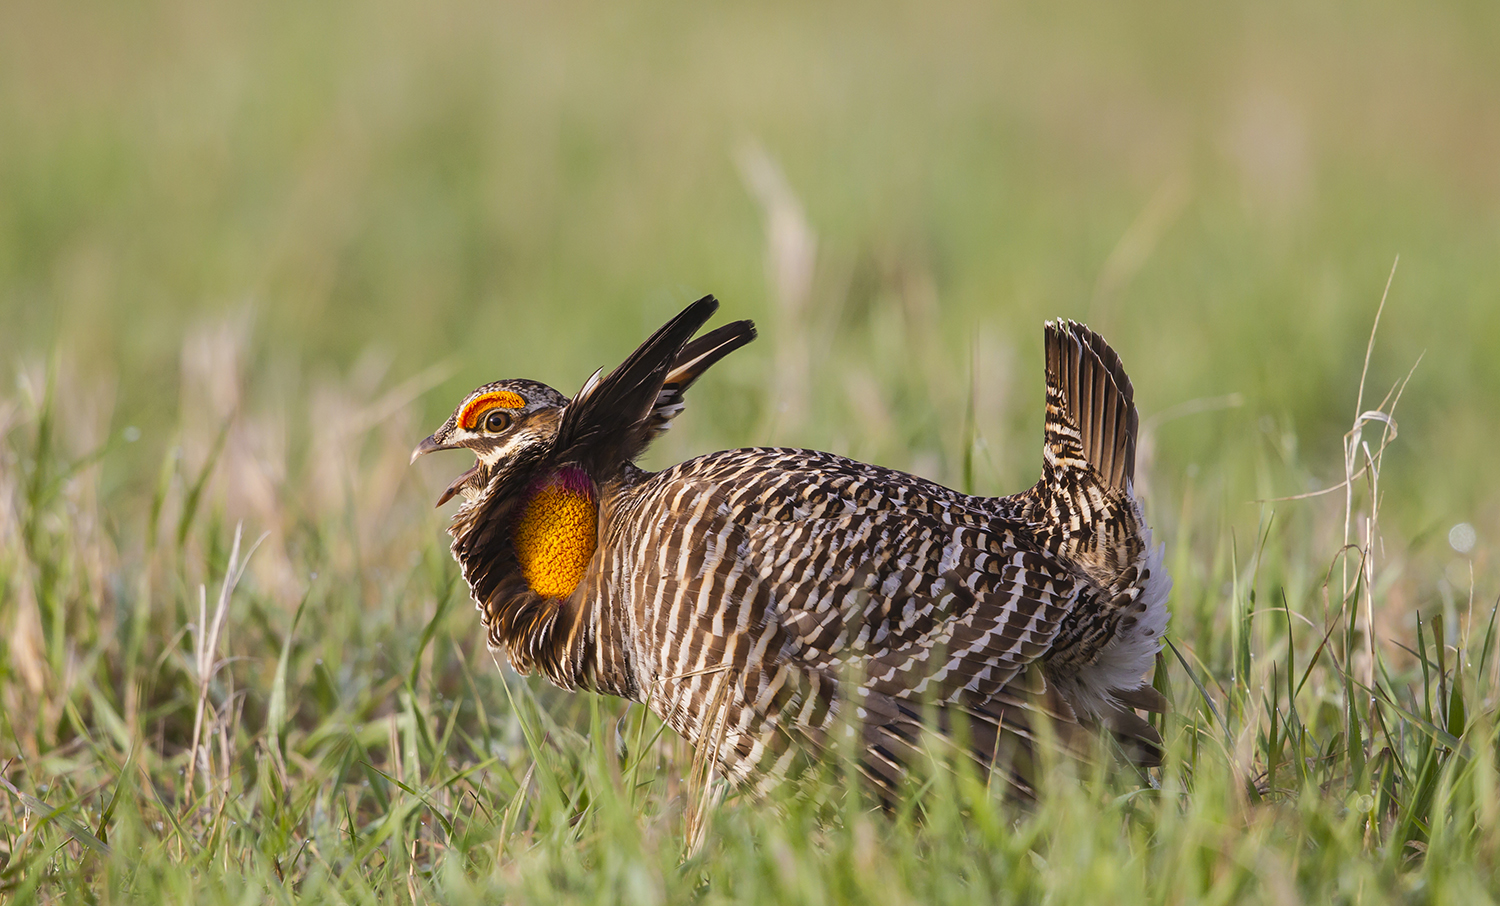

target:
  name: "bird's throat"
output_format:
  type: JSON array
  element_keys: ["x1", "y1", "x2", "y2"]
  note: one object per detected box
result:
[{"x1": 512, "y1": 467, "x2": 598, "y2": 599}]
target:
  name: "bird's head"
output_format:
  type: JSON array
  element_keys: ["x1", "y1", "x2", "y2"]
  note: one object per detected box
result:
[{"x1": 411, "y1": 378, "x2": 568, "y2": 507}]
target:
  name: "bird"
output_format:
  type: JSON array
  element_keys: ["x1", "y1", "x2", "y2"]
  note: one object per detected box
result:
[{"x1": 412, "y1": 295, "x2": 1170, "y2": 796}]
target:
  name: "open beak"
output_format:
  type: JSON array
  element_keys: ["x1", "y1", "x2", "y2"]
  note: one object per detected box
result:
[
  {"x1": 410, "y1": 434, "x2": 454, "y2": 464},
  {"x1": 411, "y1": 434, "x2": 477, "y2": 507}
]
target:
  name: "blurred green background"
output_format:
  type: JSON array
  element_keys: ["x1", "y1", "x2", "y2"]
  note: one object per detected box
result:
[
  {"x1": 3, "y1": 0, "x2": 1499, "y2": 546},
  {"x1": 5, "y1": 3, "x2": 1500, "y2": 898}
]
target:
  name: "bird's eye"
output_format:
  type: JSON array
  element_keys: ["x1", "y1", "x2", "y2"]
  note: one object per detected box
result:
[{"x1": 483, "y1": 410, "x2": 511, "y2": 433}]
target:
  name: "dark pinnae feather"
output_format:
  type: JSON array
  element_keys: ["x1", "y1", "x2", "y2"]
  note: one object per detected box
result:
[
  {"x1": 555, "y1": 295, "x2": 723, "y2": 475},
  {"x1": 646, "y1": 319, "x2": 758, "y2": 438}
]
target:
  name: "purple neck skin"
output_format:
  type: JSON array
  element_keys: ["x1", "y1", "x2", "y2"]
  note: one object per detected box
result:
[{"x1": 526, "y1": 465, "x2": 596, "y2": 500}]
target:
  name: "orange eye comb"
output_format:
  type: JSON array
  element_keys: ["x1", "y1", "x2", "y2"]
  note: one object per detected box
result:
[{"x1": 458, "y1": 390, "x2": 526, "y2": 429}]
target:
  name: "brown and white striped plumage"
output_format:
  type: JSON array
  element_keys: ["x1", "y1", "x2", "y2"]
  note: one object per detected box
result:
[{"x1": 413, "y1": 296, "x2": 1170, "y2": 794}]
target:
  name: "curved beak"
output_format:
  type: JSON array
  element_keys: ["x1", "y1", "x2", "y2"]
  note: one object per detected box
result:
[{"x1": 410, "y1": 433, "x2": 455, "y2": 464}]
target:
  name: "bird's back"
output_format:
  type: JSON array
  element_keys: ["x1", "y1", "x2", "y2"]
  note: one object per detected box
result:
[{"x1": 593, "y1": 444, "x2": 1133, "y2": 791}]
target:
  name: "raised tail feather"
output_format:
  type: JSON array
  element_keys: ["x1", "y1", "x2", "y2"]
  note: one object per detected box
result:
[
  {"x1": 1043, "y1": 319, "x2": 1138, "y2": 493},
  {"x1": 1029, "y1": 321, "x2": 1170, "y2": 759},
  {"x1": 1027, "y1": 320, "x2": 1147, "y2": 588}
]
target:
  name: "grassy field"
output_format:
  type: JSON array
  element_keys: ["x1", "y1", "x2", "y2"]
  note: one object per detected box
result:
[{"x1": 4, "y1": 0, "x2": 1500, "y2": 902}]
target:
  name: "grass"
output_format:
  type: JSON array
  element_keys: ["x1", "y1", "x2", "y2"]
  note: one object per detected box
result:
[{"x1": 4, "y1": 0, "x2": 1500, "y2": 902}]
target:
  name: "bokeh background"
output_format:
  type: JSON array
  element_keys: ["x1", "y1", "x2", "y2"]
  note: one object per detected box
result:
[
  {"x1": 5, "y1": 1, "x2": 1499, "y2": 518},
  {"x1": 3, "y1": 1, "x2": 1500, "y2": 898},
  {"x1": 7, "y1": 0, "x2": 1500, "y2": 727}
]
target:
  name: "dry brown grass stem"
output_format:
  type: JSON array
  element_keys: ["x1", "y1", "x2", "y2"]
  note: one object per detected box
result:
[
  {"x1": 684, "y1": 665, "x2": 735, "y2": 860},
  {"x1": 1342, "y1": 257, "x2": 1402, "y2": 700},
  {"x1": 185, "y1": 522, "x2": 268, "y2": 800}
]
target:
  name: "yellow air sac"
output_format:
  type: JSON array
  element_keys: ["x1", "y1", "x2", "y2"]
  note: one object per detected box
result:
[{"x1": 512, "y1": 469, "x2": 597, "y2": 599}]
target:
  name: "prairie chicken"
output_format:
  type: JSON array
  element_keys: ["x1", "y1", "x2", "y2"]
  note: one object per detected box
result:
[{"x1": 413, "y1": 296, "x2": 1170, "y2": 795}]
